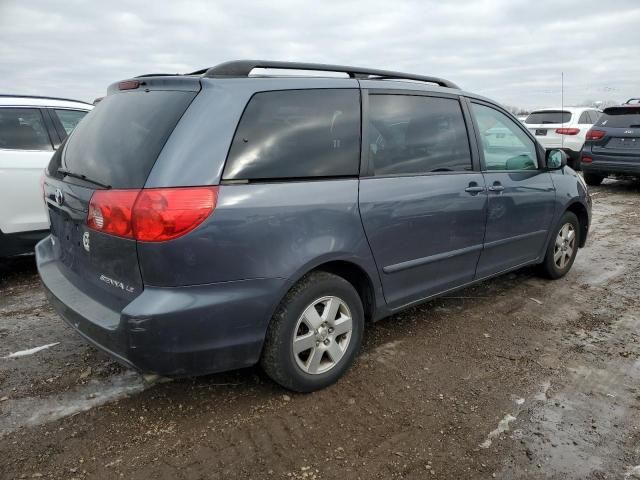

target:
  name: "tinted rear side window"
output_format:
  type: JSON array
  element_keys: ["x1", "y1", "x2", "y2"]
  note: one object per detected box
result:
[
  {"x1": 0, "y1": 108, "x2": 52, "y2": 151},
  {"x1": 598, "y1": 108, "x2": 640, "y2": 128},
  {"x1": 60, "y1": 90, "x2": 196, "y2": 188},
  {"x1": 367, "y1": 94, "x2": 472, "y2": 175},
  {"x1": 578, "y1": 111, "x2": 592, "y2": 124},
  {"x1": 54, "y1": 109, "x2": 87, "y2": 135},
  {"x1": 223, "y1": 89, "x2": 360, "y2": 180},
  {"x1": 525, "y1": 111, "x2": 571, "y2": 124}
]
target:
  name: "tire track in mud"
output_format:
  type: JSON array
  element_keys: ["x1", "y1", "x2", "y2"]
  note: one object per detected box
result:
[{"x1": 494, "y1": 181, "x2": 640, "y2": 479}]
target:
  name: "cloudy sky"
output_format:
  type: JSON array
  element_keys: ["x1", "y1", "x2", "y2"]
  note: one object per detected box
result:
[{"x1": 1, "y1": 0, "x2": 639, "y2": 110}]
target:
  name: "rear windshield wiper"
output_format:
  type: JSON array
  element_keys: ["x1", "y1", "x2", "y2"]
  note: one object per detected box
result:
[{"x1": 57, "y1": 168, "x2": 111, "y2": 189}]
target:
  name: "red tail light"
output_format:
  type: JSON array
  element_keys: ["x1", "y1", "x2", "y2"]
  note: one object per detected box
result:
[
  {"x1": 555, "y1": 128, "x2": 580, "y2": 135},
  {"x1": 133, "y1": 187, "x2": 218, "y2": 241},
  {"x1": 87, "y1": 190, "x2": 139, "y2": 238},
  {"x1": 586, "y1": 129, "x2": 606, "y2": 141},
  {"x1": 581, "y1": 156, "x2": 593, "y2": 164},
  {"x1": 87, "y1": 187, "x2": 218, "y2": 242}
]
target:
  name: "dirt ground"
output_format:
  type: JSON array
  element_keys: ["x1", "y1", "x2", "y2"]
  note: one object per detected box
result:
[{"x1": 1, "y1": 179, "x2": 639, "y2": 480}]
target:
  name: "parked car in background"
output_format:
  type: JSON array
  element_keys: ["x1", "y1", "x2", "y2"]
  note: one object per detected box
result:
[
  {"x1": 625, "y1": 98, "x2": 640, "y2": 105},
  {"x1": 0, "y1": 95, "x2": 92, "y2": 256},
  {"x1": 524, "y1": 107, "x2": 601, "y2": 170},
  {"x1": 38, "y1": 61, "x2": 591, "y2": 392},
  {"x1": 581, "y1": 104, "x2": 640, "y2": 185}
]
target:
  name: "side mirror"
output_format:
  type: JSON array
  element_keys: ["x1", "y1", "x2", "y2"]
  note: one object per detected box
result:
[{"x1": 546, "y1": 149, "x2": 567, "y2": 170}]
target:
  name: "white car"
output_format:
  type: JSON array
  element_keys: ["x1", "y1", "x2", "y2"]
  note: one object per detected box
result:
[
  {"x1": 0, "y1": 95, "x2": 92, "y2": 256},
  {"x1": 524, "y1": 107, "x2": 601, "y2": 170}
]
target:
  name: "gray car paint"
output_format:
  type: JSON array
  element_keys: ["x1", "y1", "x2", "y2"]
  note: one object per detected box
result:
[{"x1": 37, "y1": 73, "x2": 591, "y2": 377}]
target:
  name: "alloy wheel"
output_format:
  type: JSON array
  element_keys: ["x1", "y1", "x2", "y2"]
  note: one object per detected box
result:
[
  {"x1": 554, "y1": 223, "x2": 576, "y2": 269},
  {"x1": 292, "y1": 296, "x2": 353, "y2": 375}
]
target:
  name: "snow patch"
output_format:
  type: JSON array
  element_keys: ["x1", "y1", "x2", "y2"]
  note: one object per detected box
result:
[
  {"x1": 534, "y1": 380, "x2": 552, "y2": 401},
  {"x1": 515, "y1": 398, "x2": 525, "y2": 405},
  {"x1": 479, "y1": 414, "x2": 517, "y2": 449},
  {"x1": 0, "y1": 371, "x2": 148, "y2": 437},
  {"x1": 2, "y1": 342, "x2": 59, "y2": 359},
  {"x1": 625, "y1": 465, "x2": 640, "y2": 479}
]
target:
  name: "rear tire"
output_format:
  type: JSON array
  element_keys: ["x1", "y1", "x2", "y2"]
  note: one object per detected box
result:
[
  {"x1": 540, "y1": 211, "x2": 580, "y2": 279},
  {"x1": 583, "y1": 173, "x2": 604, "y2": 186},
  {"x1": 261, "y1": 271, "x2": 364, "y2": 392}
]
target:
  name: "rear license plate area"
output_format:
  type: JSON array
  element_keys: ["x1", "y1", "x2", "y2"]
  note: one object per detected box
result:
[
  {"x1": 607, "y1": 137, "x2": 640, "y2": 149},
  {"x1": 535, "y1": 129, "x2": 547, "y2": 136},
  {"x1": 48, "y1": 206, "x2": 84, "y2": 270}
]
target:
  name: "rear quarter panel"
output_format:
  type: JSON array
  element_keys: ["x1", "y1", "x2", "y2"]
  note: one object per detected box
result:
[
  {"x1": 137, "y1": 180, "x2": 381, "y2": 291},
  {"x1": 140, "y1": 76, "x2": 385, "y2": 316}
]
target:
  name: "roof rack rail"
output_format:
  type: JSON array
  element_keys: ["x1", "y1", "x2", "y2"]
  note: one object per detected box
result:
[
  {"x1": 0, "y1": 94, "x2": 92, "y2": 106},
  {"x1": 197, "y1": 60, "x2": 460, "y2": 89},
  {"x1": 134, "y1": 73, "x2": 180, "y2": 78}
]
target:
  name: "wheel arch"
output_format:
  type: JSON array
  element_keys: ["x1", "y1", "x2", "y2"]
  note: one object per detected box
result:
[
  {"x1": 311, "y1": 260, "x2": 377, "y2": 322},
  {"x1": 277, "y1": 256, "x2": 384, "y2": 324},
  {"x1": 565, "y1": 201, "x2": 589, "y2": 248}
]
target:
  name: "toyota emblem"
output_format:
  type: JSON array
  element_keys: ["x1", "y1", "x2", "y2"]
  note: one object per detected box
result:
[
  {"x1": 82, "y1": 231, "x2": 90, "y2": 252},
  {"x1": 54, "y1": 188, "x2": 64, "y2": 206}
]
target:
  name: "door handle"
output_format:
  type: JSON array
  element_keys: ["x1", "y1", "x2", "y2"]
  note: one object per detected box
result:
[
  {"x1": 465, "y1": 186, "x2": 485, "y2": 194},
  {"x1": 488, "y1": 183, "x2": 505, "y2": 192}
]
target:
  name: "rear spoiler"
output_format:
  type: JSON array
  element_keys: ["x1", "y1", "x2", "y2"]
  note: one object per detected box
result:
[
  {"x1": 603, "y1": 105, "x2": 640, "y2": 115},
  {"x1": 106, "y1": 76, "x2": 201, "y2": 96}
]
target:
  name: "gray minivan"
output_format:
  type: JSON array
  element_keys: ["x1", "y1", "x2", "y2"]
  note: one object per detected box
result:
[{"x1": 38, "y1": 61, "x2": 591, "y2": 392}]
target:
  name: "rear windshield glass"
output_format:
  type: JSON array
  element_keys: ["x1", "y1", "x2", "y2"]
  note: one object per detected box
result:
[
  {"x1": 598, "y1": 108, "x2": 640, "y2": 128},
  {"x1": 224, "y1": 89, "x2": 360, "y2": 180},
  {"x1": 56, "y1": 90, "x2": 196, "y2": 188},
  {"x1": 525, "y1": 111, "x2": 571, "y2": 124}
]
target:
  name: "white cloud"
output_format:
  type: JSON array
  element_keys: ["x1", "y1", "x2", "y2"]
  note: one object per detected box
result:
[{"x1": 0, "y1": 0, "x2": 639, "y2": 109}]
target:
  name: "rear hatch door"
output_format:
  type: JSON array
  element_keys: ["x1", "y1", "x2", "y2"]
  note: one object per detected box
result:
[
  {"x1": 592, "y1": 106, "x2": 640, "y2": 161},
  {"x1": 44, "y1": 82, "x2": 198, "y2": 311},
  {"x1": 524, "y1": 110, "x2": 572, "y2": 148}
]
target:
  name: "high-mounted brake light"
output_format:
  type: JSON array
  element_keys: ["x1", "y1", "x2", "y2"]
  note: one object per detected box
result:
[
  {"x1": 118, "y1": 80, "x2": 140, "y2": 90},
  {"x1": 586, "y1": 129, "x2": 606, "y2": 141},
  {"x1": 555, "y1": 128, "x2": 580, "y2": 135},
  {"x1": 87, "y1": 187, "x2": 218, "y2": 242}
]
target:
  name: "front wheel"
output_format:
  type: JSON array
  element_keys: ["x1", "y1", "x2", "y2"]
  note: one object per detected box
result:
[
  {"x1": 261, "y1": 271, "x2": 364, "y2": 392},
  {"x1": 540, "y1": 211, "x2": 580, "y2": 279}
]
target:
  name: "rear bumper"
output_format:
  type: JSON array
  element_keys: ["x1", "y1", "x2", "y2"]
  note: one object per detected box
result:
[
  {"x1": 0, "y1": 229, "x2": 48, "y2": 257},
  {"x1": 538, "y1": 139, "x2": 583, "y2": 154},
  {"x1": 581, "y1": 152, "x2": 640, "y2": 176},
  {"x1": 36, "y1": 237, "x2": 285, "y2": 376}
]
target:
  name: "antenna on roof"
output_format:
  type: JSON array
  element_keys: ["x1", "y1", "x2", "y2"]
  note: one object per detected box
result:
[{"x1": 561, "y1": 72, "x2": 565, "y2": 150}]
